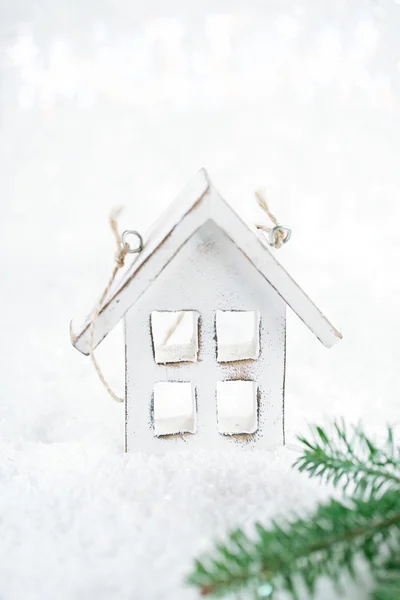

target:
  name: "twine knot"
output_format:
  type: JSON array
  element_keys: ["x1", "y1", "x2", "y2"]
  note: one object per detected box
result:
[
  {"x1": 115, "y1": 245, "x2": 128, "y2": 268},
  {"x1": 255, "y1": 190, "x2": 291, "y2": 249},
  {"x1": 272, "y1": 228, "x2": 287, "y2": 249}
]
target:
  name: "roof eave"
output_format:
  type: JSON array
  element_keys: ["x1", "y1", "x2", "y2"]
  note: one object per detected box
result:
[{"x1": 70, "y1": 169, "x2": 342, "y2": 355}]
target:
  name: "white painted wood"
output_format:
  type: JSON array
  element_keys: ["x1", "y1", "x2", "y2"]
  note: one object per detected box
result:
[
  {"x1": 153, "y1": 381, "x2": 196, "y2": 436},
  {"x1": 71, "y1": 168, "x2": 341, "y2": 354},
  {"x1": 151, "y1": 311, "x2": 199, "y2": 364},
  {"x1": 71, "y1": 169, "x2": 210, "y2": 354},
  {"x1": 125, "y1": 220, "x2": 286, "y2": 453},
  {"x1": 216, "y1": 310, "x2": 260, "y2": 362},
  {"x1": 208, "y1": 189, "x2": 342, "y2": 348},
  {"x1": 216, "y1": 380, "x2": 258, "y2": 435}
]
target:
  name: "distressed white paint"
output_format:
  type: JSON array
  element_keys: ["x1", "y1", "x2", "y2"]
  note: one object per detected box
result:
[
  {"x1": 71, "y1": 171, "x2": 210, "y2": 353},
  {"x1": 216, "y1": 380, "x2": 258, "y2": 435},
  {"x1": 71, "y1": 169, "x2": 341, "y2": 355},
  {"x1": 70, "y1": 168, "x2": 342, "y2": 453},
  {"x1": 125, "y1": 220, "x2": 286, "y2": 453},
  {"x1": 151, "y1": 310, "x2": 199, "y2": 364},
  {"x1": 216, "y1": 310, "x2": 260, "y2": 362},
  {"x1": 153, "y1": 381, "x2": 196, "y2": 436}
]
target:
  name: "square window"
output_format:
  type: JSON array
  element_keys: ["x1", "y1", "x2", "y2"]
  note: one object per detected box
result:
[
  {"x1": 153, "y1": 381, "x2": 196, "y2": 436},
  {"x1": 216, "y1": 310, "x2": 260, "y2": 362},
  {"x1": 151, "y1": 311, "x2": 199, "y2": 364},
  {"x1": 217, "y1": 380, "x2": 258, "y2": 435}
]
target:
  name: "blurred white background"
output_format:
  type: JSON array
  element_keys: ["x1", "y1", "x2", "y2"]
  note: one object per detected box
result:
[{"x1": 1, "y1": 1, "x2": 400, "y2": 599}]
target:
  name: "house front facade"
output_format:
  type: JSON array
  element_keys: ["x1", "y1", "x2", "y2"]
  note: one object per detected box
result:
[{"x1": 125, "y1": 219, "x2": 287, "y2": 452}]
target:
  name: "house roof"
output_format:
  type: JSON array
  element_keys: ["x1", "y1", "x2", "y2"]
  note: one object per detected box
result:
[{"x1": 71, "y1": 168, "x2": 342, "y2": 355}]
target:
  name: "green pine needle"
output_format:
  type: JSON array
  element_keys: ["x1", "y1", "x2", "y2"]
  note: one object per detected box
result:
[
  {"x1": 295, "y1": 421, "x2": 400, "y2": 498},
  {"x1": 188, "y1": 421, "x2": 400, "y2": 599}
]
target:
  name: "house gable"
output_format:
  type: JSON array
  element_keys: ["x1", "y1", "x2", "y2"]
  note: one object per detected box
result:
[{"x1": 71, "y1": 169, "x2": 341, "y2": 355}]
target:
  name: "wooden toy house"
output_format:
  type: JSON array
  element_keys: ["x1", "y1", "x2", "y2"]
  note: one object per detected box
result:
[{"x1": 71, "y1": 169, "x2": 341, "y2": 452}]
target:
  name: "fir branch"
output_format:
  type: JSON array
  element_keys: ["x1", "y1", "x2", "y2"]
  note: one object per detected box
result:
[
  {"x1": 294, "y1": 421, "x2": 400, "y2": 497},
  {"x1": 188, "y1": 491, "x2": 400, "y2": 598}
]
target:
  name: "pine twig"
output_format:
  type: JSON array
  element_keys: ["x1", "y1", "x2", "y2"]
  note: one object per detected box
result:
[
  {"x1": 188, "y1": 421, "x2": 400, "y2": 599},
  {"x1": 295, "y1": 421, "x2": 400, "y2": 498},
  {"x1": 188, "y1": 491, "x2": 400, "y2": 598}
]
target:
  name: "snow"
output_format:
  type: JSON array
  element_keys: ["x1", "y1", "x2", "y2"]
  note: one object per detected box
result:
[{"x1": 1, "y1": 1, "x2": 400, "y2": 599}]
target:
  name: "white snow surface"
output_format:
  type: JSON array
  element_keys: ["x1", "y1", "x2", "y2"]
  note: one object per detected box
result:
[{"x1": 1, "y1": 1, "x2": 400, "y2": 599}]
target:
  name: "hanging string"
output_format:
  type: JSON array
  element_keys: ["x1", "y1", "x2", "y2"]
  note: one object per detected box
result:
[
  {"x1": 70, "y1": 208, "x2": 143, "y2": 403},
  {"x1": 255, "y1": 190, "x2": 292, "y2": 249}
]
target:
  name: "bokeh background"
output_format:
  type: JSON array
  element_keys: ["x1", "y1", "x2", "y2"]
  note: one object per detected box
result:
[{"x1": 1, "y1": 1, "x2": 400, "y2": 598}]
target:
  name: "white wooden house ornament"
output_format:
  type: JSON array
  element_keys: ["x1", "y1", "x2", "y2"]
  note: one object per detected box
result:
[{"x1": 71, "y1": 169, "x2": 342, "y2": 453}]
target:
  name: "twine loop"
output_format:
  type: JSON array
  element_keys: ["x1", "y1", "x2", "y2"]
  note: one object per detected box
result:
[{"x1": 255, "y1": 190, "x2": 291, "y2": 249}]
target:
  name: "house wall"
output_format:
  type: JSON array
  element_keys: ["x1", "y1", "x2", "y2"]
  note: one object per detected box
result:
[{"x1": 124, "y1": 220, "x2": 286, "y2": 453}]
